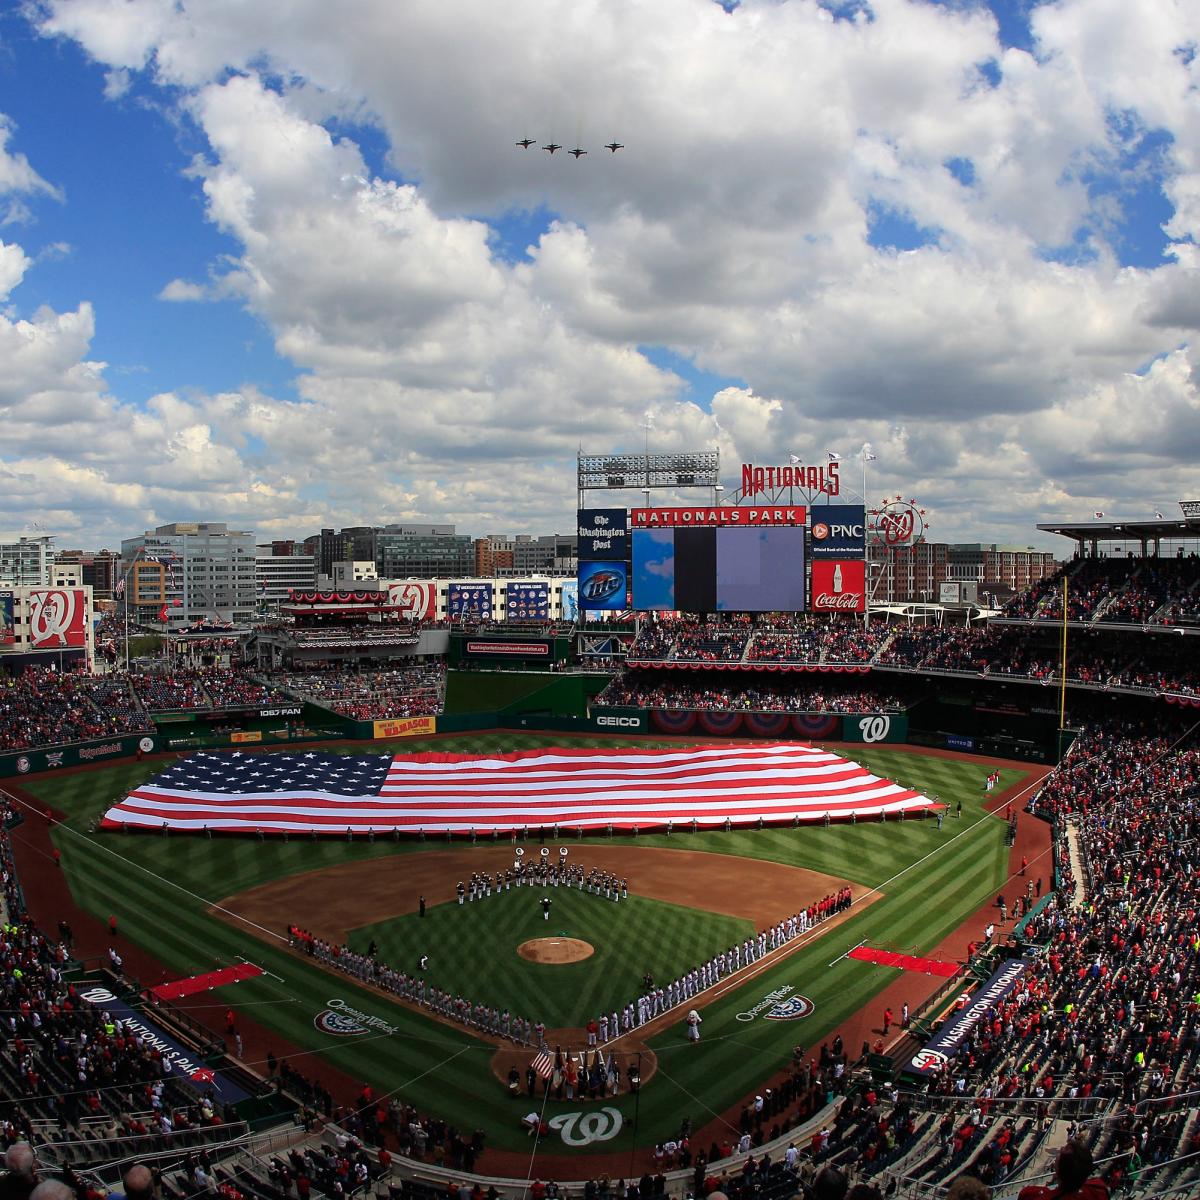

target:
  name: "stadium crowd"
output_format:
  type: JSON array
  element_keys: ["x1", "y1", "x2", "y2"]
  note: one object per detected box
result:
[
  {"x1": 0, "y1": 669, "x2": 151, "y2": 751},
  {"x1": 268, "y1": 662, "x2": 444, "y2": 721},
  {"x1": 1004, "y1": 555, "x2": 1200, "y2": 626},
  {"x1": 599, "y1": 675, "x2": 903, "y2": 713}
]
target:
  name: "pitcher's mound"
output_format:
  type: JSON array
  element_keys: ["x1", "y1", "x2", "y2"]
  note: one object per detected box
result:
[{"x1": 518, "y1": 937, "x2": 594, "y2": 964}]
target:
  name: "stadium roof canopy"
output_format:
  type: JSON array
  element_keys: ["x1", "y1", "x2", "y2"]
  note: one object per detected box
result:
[{"x1": 1037, "y1": 508, "x2": 1200, "y2": 547}]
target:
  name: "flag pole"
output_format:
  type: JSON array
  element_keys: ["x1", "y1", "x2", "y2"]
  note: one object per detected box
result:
[
  {"x1": 1058, "y1": 576, "x2": 1068, "y2": 730},
  {"x1": 862, "y1": 447, "x2": 871, "y2": 626}
]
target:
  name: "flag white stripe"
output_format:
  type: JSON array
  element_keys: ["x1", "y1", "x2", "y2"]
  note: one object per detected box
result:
[{"x1": 101, "y1": 742, "x2": 937, "y2": 834}]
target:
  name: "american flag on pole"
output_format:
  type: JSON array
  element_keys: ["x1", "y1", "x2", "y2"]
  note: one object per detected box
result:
[
  {"x1": 530, "y1": 1050, "x2": 554, "y2": 1080},
  {"x1": 100, "y1": 744, "x2": 936, "y2": 836}
]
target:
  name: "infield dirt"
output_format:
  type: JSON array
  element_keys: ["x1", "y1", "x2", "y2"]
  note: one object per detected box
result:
[{"x1": 216, "y1": 844, "x2": 862, "y2": 945}]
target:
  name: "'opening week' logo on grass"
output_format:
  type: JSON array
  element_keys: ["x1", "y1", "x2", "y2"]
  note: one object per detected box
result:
[
  {"x1": 735, "y1": 985, "x2": 815, "y2": 1022},
  {"x1": 313, "y1": 998, "x2": 398, "y2": 1037}
]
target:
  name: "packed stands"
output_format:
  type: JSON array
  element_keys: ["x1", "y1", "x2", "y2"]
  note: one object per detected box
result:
[
  {"x1": 130, "y1": 667, "x2": 293, "y2": 713},
  {"x1": 1003, "y1": 555, "x2": 1200, "y2": 626},
  {"x1": 269, "y1": 661, "x2": 445, "y2": 721},
  {"x1": 0, "y1": 827, "x2": 241, "y2": 1170},
  {"x1": 0, "y1": 669, "x2": 152, "y2": 751},
  {"x1": 600, "y1": 674, "x2": 903, "y2": 713}
]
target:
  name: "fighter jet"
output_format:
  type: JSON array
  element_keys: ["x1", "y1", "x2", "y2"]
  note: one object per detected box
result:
[
  {"x1": 543, "y1": 142, "x2": 561, "y2": 154},
  {"x1": 604, "y1": 142, "x2": 624, "y2": 153},
  {"x1": 516, "y1": 138, "x2": 536, "y2": 149},
  {"x1": 569, "y1": 147, "x2": 587, "y2": 158}
]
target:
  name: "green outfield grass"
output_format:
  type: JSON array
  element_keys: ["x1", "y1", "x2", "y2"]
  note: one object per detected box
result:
[
  {"x1": 350, "y1": 888, "x2": 753, "y2": 1028},
  {"x1": 18, "y1": 733, "x2": 1029, "y2": 1157}
]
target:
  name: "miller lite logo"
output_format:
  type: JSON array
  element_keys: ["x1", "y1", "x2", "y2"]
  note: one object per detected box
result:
[
  {"x1": 28, "y1": 589, "x2": 85, "y2": 648},
  {"x1": 582, "y1": 570, "x2": 624, "y2": 603}
]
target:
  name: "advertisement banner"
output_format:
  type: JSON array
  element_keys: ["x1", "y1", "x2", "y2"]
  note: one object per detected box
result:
[
  {"x1": 373, "y1": 716, "x2": 437, "y2": 739},
  {"x1": 77, "y1": 986, "x2": 250, "y2": 1102},
  {"x1": 810, "y1": 560, "x2": 866, "y2": 612},
  {"x1": 28, "y1": 588, "x2": 87, "y2": 648},
  {"x1": 579, "y1": 560, "x2": 629, "y2": 610},
  {"x1": 840, "y1": 713, "x2": 909, "y2": 744},
  {"x1": 387, "y1": 580, "x2": 436, "y2": 621},
  {"x1": 560, "y1": 579, "x2": 579, "y2": 621},
  {"x1": 230, "y1": 730, "x2": 263, "y2": 744},
  {"x1": 939, "y1": 582, "x2": 961, "y2": 604},
  {"x1": 809, "y1": 505, "x2": 866, "y2": 558},
  {"x1": 632, "y1": 506, "x2": 805, "y2": 528},
  {"x1": 589, "y1": 707, "x2": 648, "y2": 732},
  {"x1": 464, "y1": 640, "x2": 552, "y2": 659},
  {"x1": 447, "y1": 583, "x2": 493, "y2": 619},
  {"x1": 909, "y1": 958, "x2": 1030, "y2": 1075},
  {"x1": 577, "y1": 508, "x2": 630, "y2": 560},
  {"x1": 505, "y1": 582, "x2": 549, "y2": 620},
  {"x1": 0, "y1": 591, "x2": 13, "y2": 646},
  {"x1": 0, "y1": 733, "x2": 159, "y2": 779}
]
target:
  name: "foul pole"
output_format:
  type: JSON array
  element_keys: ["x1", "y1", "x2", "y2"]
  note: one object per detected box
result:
[{"x1": 1059, "y1": 576, "x2": 1069, "y2": 730}]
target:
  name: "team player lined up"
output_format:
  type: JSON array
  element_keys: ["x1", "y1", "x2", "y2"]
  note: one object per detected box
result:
[
  {"x1": 589, "y1": 887, "x2": 853, "y2": 1039},
  {"x1": 288, "y1": 924, "x2": 539, "y2": 1046}
]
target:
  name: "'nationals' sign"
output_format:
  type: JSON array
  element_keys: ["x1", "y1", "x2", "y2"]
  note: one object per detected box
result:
[
  {"x1": 631, "y1": 507, "x2": 806, "y2": 528},
  {"x1": 742, "y1": 462, "x2": 840, "y2": 497}
]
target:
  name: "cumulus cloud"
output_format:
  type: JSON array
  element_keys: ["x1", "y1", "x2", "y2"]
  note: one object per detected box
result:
[{"x1": 3, "y1": 0, "x2": 1198, "y2": 547}]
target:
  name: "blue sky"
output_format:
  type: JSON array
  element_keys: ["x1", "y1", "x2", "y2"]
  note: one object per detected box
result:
[{"x1": 0, "y1": 0, "x2": 1195, "y2": 547}]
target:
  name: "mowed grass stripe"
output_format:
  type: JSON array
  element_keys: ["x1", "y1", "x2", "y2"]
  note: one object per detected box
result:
[
  {"x1": 29, "y1": 736, "x2": 1020, "y2": 1152},
  {"x1": 350, "y1": 889, "x2": 753, "y2": 1028}
]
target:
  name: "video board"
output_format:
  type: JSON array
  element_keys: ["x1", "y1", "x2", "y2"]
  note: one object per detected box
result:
[
  {"x1": 631, "y1": 527, "x2": 806, "y2": 612},
  {"x1": 0, "y1": 591, "x2": 13, "y2": 646}
]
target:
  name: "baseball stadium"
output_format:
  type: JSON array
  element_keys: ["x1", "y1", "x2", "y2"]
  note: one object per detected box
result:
[{"x1": 2, "y1": 476, "x2": 1199, "y2": 1200}]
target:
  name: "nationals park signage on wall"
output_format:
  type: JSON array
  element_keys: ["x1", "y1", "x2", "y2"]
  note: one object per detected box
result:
[{"x1": 632, "y1": 506, "x2": 807, "y2": 528}]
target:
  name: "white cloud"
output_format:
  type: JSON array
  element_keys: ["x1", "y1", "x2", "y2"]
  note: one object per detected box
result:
[
  {"x1": 157, "y1": 278, "x2": 207, "y2": 302},
  {"x1": 3, "y1": 0, "x2": 1197, "y2": 548}
]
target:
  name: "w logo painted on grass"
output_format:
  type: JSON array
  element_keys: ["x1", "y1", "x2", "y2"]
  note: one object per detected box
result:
[{"x1": 548, "y1": 1107, "x2": 622, "y2": 1146}]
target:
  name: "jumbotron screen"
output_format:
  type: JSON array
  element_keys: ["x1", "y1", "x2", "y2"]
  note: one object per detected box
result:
[{"x1": 631, "y1": 527, "x2": 806, "y2": 612}]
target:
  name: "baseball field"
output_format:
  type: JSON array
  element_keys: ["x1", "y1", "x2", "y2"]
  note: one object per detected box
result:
[{"x1": 16, "y1": 732, "x2": 1038, "y2": 1171}]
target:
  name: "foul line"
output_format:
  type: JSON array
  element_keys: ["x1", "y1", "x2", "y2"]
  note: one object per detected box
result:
[{"x1": 7, "y1": 794, "x2": 289, "y2": 945}]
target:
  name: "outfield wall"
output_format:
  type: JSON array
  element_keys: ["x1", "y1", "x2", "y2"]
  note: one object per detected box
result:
[{"x1": 0, "y1": 732, "x2": 160, "y2": 778}]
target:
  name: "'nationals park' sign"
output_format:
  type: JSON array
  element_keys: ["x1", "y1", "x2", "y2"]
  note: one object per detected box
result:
[{"x1": 632, "y1": 506, "x2": 806, "y2": 528}]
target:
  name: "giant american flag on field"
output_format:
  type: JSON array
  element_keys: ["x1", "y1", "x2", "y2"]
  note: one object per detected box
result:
[{"x1": 100, "y1": 744, "x2": 937, "y2": 835}]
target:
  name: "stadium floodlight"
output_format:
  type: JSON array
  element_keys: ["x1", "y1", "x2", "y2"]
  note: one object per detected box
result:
[
  {"x1": 1181, "y1": 500, "x2": 1200, "y2": 521},
  {"x1": 579, "y1": 449, "x2": 720, "y2": 491}
]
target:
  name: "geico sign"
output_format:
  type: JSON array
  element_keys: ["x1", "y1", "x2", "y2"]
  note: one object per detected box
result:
[{"x1": 596, "y1": 716, "x2": 642, "y2": 728}]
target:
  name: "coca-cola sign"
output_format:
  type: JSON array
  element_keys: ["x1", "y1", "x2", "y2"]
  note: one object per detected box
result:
[{"x1": 810, "y1": 561, "x2": 865, "y2": 612}]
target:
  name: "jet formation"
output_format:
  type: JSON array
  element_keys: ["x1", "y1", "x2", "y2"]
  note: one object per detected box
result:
[{"x1": 515, "y1": 139, "x2": 623, "y2": 157}]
